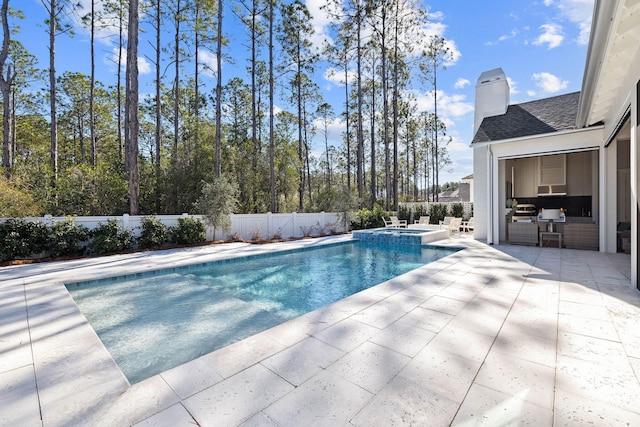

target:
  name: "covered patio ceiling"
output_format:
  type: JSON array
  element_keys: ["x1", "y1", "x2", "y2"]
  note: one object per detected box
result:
[{"x1": 577, "y1": 0, "x2": 640, "y2": 128}]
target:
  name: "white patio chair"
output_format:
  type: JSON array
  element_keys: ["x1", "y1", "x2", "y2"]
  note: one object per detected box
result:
[
  {"x1": 448, "y1": 217, "x2": 463, "y2": 235},
  {"x1": 414, "y1": 216, "x2": 430, "y2": 225},
  {"x1": 462, "y1": 217, "x2": 474, "y2": 233},
  {"x1": 439, "y1": 216, "x2": 454, "y2": 229},
  {"x1": 389, "y1": 216, "x2": 408, "y2": 228}
]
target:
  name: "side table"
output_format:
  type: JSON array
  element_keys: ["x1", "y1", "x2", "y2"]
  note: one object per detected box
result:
[{"x1": 539, "y1": 231, "x2": 562, "y2": 248}]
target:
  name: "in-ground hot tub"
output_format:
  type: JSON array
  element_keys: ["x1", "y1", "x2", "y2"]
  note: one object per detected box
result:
[{"x1": 352, "y1": 226, "x2": 449, "y2": 246}]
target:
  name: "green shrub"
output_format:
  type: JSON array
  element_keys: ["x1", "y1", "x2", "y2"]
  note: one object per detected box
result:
[
  {"x1": 428, "y1": 203, "x2": 448, "y2": 224},
  {"x1": 49, "y1": 219, "x2": 89, "y2": 257},
  {"x1": 193, "y1": 175, "x2": 238, "y2": 240},
  {"x1": 138, "y1": 216, "x2": 169, "y2": 249},
  {"x1": 412, "y1": 204, "x2": 427, "y2": 222},
  {"x1": 0, "y1": 178, "x2": 43, "y2": 217},
  {"x1": 350, "y1": 206, "x2": 388, "y2": 230},
  {"x1": 451, "y1": 203, "x2": 464, "y2": 218},
  {"x1": 398, "y1": 205, "x2": 411, "y2": 222},
  {"x1": 0, "y1": 219, "x2": 49, "y2": 262},
  {"x1": 170, "y1": 217, "x2": 206, "y2": 245},
  {"x1": 89, "y1": 219, "x2": 134, "y2": 254}
]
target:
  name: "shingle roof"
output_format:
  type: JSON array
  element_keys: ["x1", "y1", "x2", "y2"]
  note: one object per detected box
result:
[{"x1": 472, "y1": 91, "x2": 580, "y2": 144}]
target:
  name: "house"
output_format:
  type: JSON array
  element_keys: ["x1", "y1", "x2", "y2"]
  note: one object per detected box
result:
[
  {"x1": 437, "y1": 185, "x2": 469, "y2": 203},
  {"x1": 472, "y1": 0, "x2": 640, "y2": 289},
  {"x1": 436, "y1": 175, "x2": 473, "y2": 203},
  {"x1": 462, "y1": 174, "x2": 473, "y2": 203}
]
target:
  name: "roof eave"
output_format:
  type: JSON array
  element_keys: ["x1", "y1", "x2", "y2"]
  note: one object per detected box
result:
[
  {"x1": 470, "y1": 125, "x2": 605, "y2": 148},
  {"x1": 576, "y1": 0, "x2": 618, "y2": 129}
]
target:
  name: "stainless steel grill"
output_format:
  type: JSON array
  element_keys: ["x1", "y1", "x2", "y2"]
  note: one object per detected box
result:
[{"x1": 513, "y1": 204, "x2": 537, "y2": 222}]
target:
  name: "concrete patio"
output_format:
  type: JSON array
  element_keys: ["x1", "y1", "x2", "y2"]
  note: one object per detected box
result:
[{"x1": 1, "y1": 235, "x2": 639, "y2": 426}]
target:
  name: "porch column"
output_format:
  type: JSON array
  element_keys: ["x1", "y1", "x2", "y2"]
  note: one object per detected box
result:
[
  {"x1": 632, "y1": 80, "x2": 639, "y2": 289},
  {"x1": 602, "y1": 141, "x2": 616, "y2": 253}
]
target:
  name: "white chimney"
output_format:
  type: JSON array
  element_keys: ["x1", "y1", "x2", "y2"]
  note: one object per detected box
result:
[{"x1": 474, "y1": 68, "x2": 510, "y2": 135}]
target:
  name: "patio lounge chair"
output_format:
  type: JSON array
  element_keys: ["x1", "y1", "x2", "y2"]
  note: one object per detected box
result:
[
  {"x1": 462, "y1": 217, "x2": 474, "y2": 233},
  {"x1": 447, "y1": 217, "x2": 463, "y2": 235},
  {"x1": 439, "y1": 216, "x2": 454, "y2": 229},
  {"x1": 389, "y1": 216, "x2": 408, "y2": 228},
  {"x1": 414, "y1": 216, "x2": 430, "y2": 225}
]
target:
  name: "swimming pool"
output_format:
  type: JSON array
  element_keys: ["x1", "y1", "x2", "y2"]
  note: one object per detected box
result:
[{"x1": 66, "y1": 241, "x2": 459, "y2": 383}]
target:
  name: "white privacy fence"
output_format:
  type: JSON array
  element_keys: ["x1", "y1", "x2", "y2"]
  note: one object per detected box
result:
[{"x1": 12, "y1": 212, "x2": 345, "y2": 241}]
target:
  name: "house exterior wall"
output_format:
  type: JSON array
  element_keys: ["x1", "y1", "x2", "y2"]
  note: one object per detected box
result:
[{"x1": 473, "y1": 145, "x2": 490, "y2": 241}]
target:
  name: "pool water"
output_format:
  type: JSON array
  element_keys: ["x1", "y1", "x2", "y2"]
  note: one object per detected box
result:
[{"x1": 66, "y1": 241, "x2": 459, "y2": 383}]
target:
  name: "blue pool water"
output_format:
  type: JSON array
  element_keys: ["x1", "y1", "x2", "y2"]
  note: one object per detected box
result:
[{"x1": 66, "y1": 241, "x2": 459, "y2": 383}]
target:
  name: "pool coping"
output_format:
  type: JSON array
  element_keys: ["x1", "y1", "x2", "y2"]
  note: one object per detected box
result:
[{"x1": 2, "y1": 234, "x2": 640, "y2": 426}]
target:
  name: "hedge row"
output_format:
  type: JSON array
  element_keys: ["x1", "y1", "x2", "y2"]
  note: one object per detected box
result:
[
  {"x1": 0, "y1": 216, "x2": 206, "y2": 263},
  {"x1": 349, "y1": 203, "x2": 472, "y2": 230}
]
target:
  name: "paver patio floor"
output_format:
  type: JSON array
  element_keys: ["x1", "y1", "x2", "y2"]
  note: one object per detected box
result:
[{"x1": 1, "y1": 235, "x2": 639, "y2": 426}]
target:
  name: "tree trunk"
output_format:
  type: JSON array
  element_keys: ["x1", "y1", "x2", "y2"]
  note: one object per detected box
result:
[
  {"x1": 117, "y1": 0, "x2": 124, "y2": 159},
  {"x1": 154, "y1": 0, "x2": 162, "y2": 212},
  {"x1": 433, "y1": 61, "x2": 439, "y2": 202},
  {"x1": 392, "y1": 0, "x2": 399, "y2": 210},
  {"x1": 0, "y1": 0, "x2": 13, "y2": 178},
  {"x1": 173, "y1": 0, "x2": 181, "y2": 161},
  {"x1": 269, "y1": 0, "x2": 276, "y2": 212},
  {"x1": 370, "y1": 68, "x2": 376, "y2": 207},
  {"x1": 355, "y1": 3, "x2": 364, "y2": 205},
  {"x1": 215, "y1": 0, "x2": 222, "y2": 177},
  {"x1": 381, "y1": 6, "x2": 390, "y2": 211},
  {"x1": 297, "y1": 61, "x2": 304, "y2": 211},
  {"x1": 344, "y1": 65, "x2": 351, "y2": 192},
  {"x1": 125, "y1": 0, "x2": 140, "y2": 214},
  {"x1": 194, "y1": 1, "x2": 200, "y2": 153},
  {"x1": 89, "y1": 0, "x2": 96, "y2": 166},
  {"x1": 48, "y1": 0, "x2": 59, "y2": 185},
  {"x1": 251, "y1": 1, "x2": 259, "y2": 209}
]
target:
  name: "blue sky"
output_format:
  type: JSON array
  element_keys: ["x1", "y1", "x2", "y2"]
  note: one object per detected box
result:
[{"x1": 18, "y1": 0, "x2": 594, "y2": 184}]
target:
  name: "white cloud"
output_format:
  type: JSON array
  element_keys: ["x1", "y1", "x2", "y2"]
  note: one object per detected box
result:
[
  {"x1": 106, "y1": 47, "x2": 151, "y2": 75},
  {"x1": 323, "y1": 67, "x2": 357, "y2": 87},
  {"x1": 545, "y1": 0, "x2": 595, "y2": 45},
  {"x1": 454, "y1": 78, "x2": 470, "y2": 89},
  {"x1": 413, "y1": 90, "x2": 473, "y2": 120},
  {"x1": 312, "y1": 117, "x2": 345, "y2": 145},
  {"x1": 499, "y1": 29, "x2": 519, "y2": 42},
  {"x1": 485, "y1": 29, "x2": 520, "y2": 46},
  {"x1": 138, "y1": 57, "x2": 151, "y2": 75},
  {"x1": 446, "y1": 135, "x2": 472, "y2": 153},
  {"x1": 306, "y1": 0, "x2": 335, "y2": 52},
  {"x1": 527, "y1": 90, "x2": 537, "y2": 97},
  {"x1": 506, "y1": 77, "x2": 519, "y2": 95},
  {"x1": 104, "y1": 47, "x2": 123, "y2": 68},
  {"x1": 532, "y1": 72, "x2": 569, "y2": 93},
  {"x1": 72, "y1": 0, "x2": 122, "y2": 43},
  {"x1": 198, "y1": 50, "x2": 218, "y2": 77},
  {"x1": 415, "y1": 9, "x2": 461, "y2": 66},
  {"x1": 533, "y1": 23, "x2": 564, "y2": 49}
]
